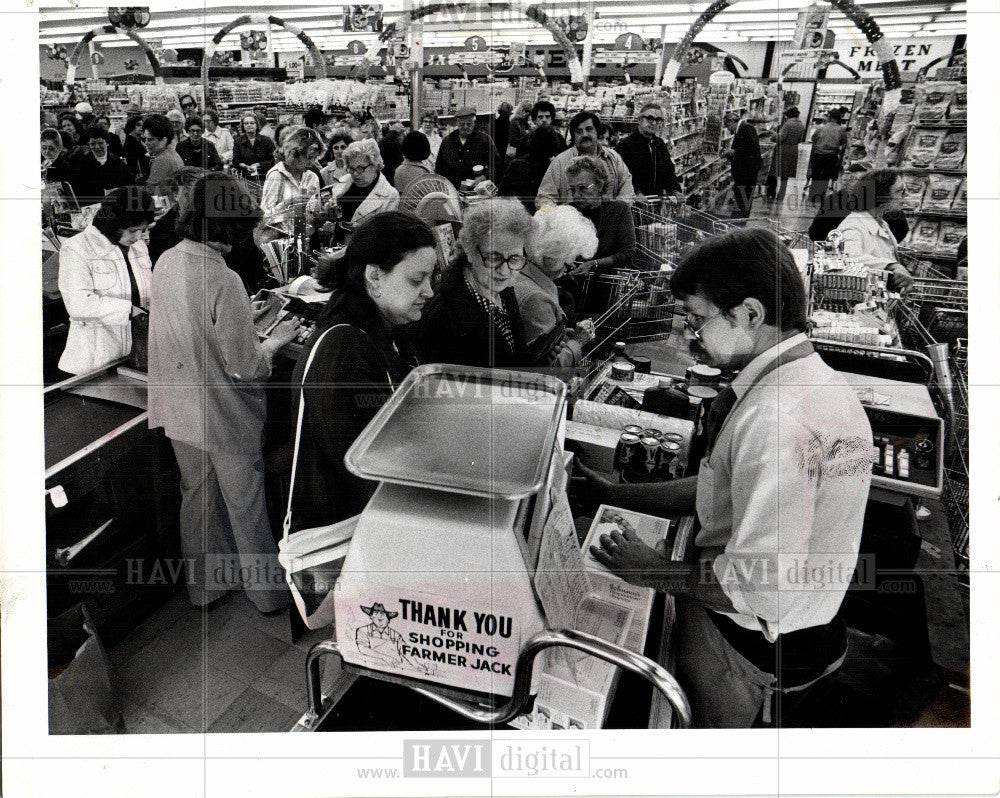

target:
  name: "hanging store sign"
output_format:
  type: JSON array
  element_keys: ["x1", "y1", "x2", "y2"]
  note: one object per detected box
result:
[
  {"x1": 792, "y1": 5, "x2": 831, "y2": 50},
  {"x1": 465, "y1": 35, "x2": 488, "y2": 52},
  {"x1": 613, "y1": 32, "x2": 647, "y2": 51},
  {"x1": 347, "y1": 40, "x2": 368, "y2": 55},
  {"x1": 843, "y1": 36, "x2": 955, "y2": 75},
  {"x1": 344, "y1": 5, "x2": 384, "y2": 33}
]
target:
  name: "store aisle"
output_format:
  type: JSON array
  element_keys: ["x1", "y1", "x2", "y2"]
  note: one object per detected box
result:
[{"x1": 109, "y1": 592, "x2": 346, "y2": 733}]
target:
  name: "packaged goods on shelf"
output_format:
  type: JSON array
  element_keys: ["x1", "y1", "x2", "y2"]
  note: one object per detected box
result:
[
  {"x1": 913, "y1": 81, "x2": 959, "y2": 123},
  {"x1": 809, "y1": 310, "x2": 893, "y2": 346},
  {"x1": 899, "y1": 174, "x2": 929, "y2": 212},
  {"x1": 947, "y1": 85, "x2": 967, "y2": 122},
  {"x1": 937, "y1": 221, "x2": 967, "y2": 256},
  {"x1": 905, "y1": 219, "x2": 942, "y2": 250},
  {"x1": 903, "y1": 129, "x2": 947, "y2": 168},
  {"x1": 932, "y1": 131, "x2": 966, "y2": 170},
  {"x1": 922, "y1": 174, "x2": 963, "y2": 211},
  {"x1": 951, "y1": 179, "x2": 967, "y2": 212}
]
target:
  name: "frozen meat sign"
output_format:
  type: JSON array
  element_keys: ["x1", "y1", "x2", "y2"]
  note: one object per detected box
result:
[{"x1": 339, "y1": 589, "x2": 521, "y2": 689}]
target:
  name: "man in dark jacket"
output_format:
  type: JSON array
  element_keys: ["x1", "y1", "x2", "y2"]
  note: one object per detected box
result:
[
  {"x1": 434, "y1": 106, "x2": 500, "y2": 189},
  {"x1": 724, "y1": 111, "x2": 762, "y2": 219},
  {"x1": 616, "y1": 102, "x2": 682, "y2": 200},
  {"x1": 70, "y1": 126, "x2": 132, "y2": 205}
]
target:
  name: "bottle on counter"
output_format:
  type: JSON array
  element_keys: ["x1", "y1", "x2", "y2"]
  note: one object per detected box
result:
[{"x1": 642, "y1": 377, "x2": 690, "y2": 419}]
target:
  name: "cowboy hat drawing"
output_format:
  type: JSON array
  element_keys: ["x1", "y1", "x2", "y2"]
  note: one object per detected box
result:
[{"x1": 360, "y1": 602, "x2": 398, "y2": 619}]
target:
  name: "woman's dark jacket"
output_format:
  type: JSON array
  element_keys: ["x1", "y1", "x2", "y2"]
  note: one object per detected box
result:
[
  {"x1": 232, "y1": 134, "x2": 276, "y2": 177},
  {"x1": 414, "y1": 259, "x2": 531, "y2": 369},
  {"x1": 288, "y1": 289, "x2": 418, "y2": 531}
]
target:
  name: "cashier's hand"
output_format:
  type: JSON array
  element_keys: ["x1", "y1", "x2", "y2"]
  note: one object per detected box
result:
[
  {"x1": 571, "y1": 460, "x2": 614, "y2": 507},
  {"x1": 590, "y1": 525, "x2": 689, "y2": 591}
]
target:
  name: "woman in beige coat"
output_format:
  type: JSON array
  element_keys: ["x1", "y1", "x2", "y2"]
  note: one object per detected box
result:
[{"x1": 57, "y1": 186, "x2": 155, "y2": 375}]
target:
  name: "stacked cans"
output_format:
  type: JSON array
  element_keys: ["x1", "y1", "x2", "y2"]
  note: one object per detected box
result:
[{"x1": 615, "y1": 426, "x2": 685, "y2": 482}]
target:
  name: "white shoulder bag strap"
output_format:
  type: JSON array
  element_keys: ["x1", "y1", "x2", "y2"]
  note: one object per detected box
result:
[{"x1": 282, "y1": 323, "x2": 395, "y2": 542}]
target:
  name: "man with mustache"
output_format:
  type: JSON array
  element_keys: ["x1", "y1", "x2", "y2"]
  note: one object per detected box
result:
[
  {"x1": 578, "y1": 229, "x2": 873, "y2": 729},
  {"x1": 535, "y1": 111, "x2": 635, "y2": 209}
]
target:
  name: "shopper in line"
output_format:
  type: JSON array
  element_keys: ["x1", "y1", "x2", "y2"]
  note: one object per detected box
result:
[
  {"x1": 146, "y1": 166, "x2": 205, "y2": 266},
  {"x1": 259, "y1": 125, "x2": 325, "y2": 240},
  {"x1": 536, "y1": 111, "x2": 635, "y2": 209},
  {"x1": 332, "y1": 139, "x2": 400, "y2": 228},
  {"x1": 419, "y1": 111, "x2": 443, "y2": 165},
  {"x1": 121, "y1": 115, "x2": 150, "y2": 183},
  {"x1": 94, "y1": 114, "x2": 125, "y2": 159},
  {"x1": 808, "y1": 108, "x2": 848, "y2": 205},
  {"x1": 147, "y1": 172, "x2": 300, "y2": 613},
  {"x1": 499, "y1": 125, "x2": 564, "y2": 213},
  {"x1": 514, "y1": 100, "x2": 560, "y2": 157},
  {"x1": 723, "y1": 110, "x2": 762, "y2": 219},
  {"x1": 490, "y1": 100, "x2": 514, "y2": 167},
  {"x1": 580, "y1": 228, "x2": 874, "y2": 728},
  {"x1": 202, "y1": 109, "x2": 234, "y2": 166},
  {"x1": 288, "y1": 211, "x2": 437, "y2": 530},
  {"x1": 69, "y1": 125, "x2": 132, "y2": 205},
  {"x1": 178, "y1": 93, "x2": 200, "y2": 118},
  {"x1": 771, "y1": 106, "x2": 805, "y2": 207},
  {"x1": 507, "y1": 100, "x2": 532, "y2": 158},
  {"x1": 561, "y1": 155, "x2": 636, "y2": 312},
  {"x1": 141, "y1": 114, "x2": 184, "y2": 197},
  {"x1": 233, "y1": 112, "x2": 276, "y2": 181},
  {"x1": 834, "y1": 168, "x2": 914, "y2": 292},
  {"x1": 392, "y1": 131, "x2": 433, "y2": 194},
  {"x1": 516, "y1": 204, "x2": 598, "y2": 366},
  {"x1": 40, "y1": 127, "x2": 74, "y2": 185},
  {"x1": 416, "y1": 198, "x2": 537, "y2": 368},
  {"x1": 175, "y1": 116, "x2": 224, "y2": 171},
  {"x1": 57, "y1": 186, "x2": 155, "y2": 375},
  {"x1": 434, "y1": 106, "x2": 500, "y2": 189},
  {"x1": 319, "y1": 131, "x2": 352, "y2": 188},
  {"x1": 58, "y1": 113, "x2": 87, "y2": 153},
  {"x1": 616, "y1": 102, "x2": 682, "y2": 201},
  {"x1": 165, "y1": 109, "x2": 187, "y2": 146}
]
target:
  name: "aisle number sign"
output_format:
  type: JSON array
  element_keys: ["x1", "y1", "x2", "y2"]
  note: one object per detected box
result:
[
  {"x1": 347, "y1": 40, "x2": 367, "y2": 55},
  {"x1": 613, "y1": 33, "x2": 646, "y2": 51},
  {"x1": 465, "y1": 35, "x2": 488, "y2": 52}
]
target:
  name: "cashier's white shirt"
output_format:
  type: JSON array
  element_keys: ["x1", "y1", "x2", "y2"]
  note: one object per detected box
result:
[{"x1": 694, "y1": 333, "x2": 874, "y2": 642}]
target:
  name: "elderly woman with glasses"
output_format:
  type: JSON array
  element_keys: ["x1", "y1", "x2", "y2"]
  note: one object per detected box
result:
[
  {"x1": 331, "y1": 139, "x2": 400, "y2": 229},
  {"x1": 417, "y1": 198, "x2": 545, "y2": 368},
  {"x1": 514, "y1": 204, "x2": 599, "y2": 366},
  {"x1": 562, "y1": 154, "x2": 636, "y2": 313},
  {"x1": 233, "y1": 112, "x2": 276, "y2": 180}
]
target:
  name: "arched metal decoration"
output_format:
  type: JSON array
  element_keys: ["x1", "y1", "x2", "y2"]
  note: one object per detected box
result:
[
  {"x1": 781, "y1": 59, "x2": 860, "y2": 81},
  {"x1": 350, "y1": 2, "x2": 584, "y2": 86},
  {"x1": 660, "y1": 0, "x2": 902, "y2": 106},
  {"x1": 203, "y1": 14, "x2": 326, "y2": 99},
  {"x1": 65, "y1": 25, "x2": 160, "y2": 87}
]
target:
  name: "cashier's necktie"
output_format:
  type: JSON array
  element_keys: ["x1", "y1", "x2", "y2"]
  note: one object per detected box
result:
[{"x1": 704, "y1": 385, "x2": 738, "y2": 458}]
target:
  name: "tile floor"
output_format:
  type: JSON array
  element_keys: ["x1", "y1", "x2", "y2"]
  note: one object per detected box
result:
[{"x1": 110, "y1": 590, "x2": 346, "y2": 733}]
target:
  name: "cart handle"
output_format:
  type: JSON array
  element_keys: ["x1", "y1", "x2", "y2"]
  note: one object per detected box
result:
[
  {"x1": 810, "y1": 339, "x2": 936, "y2": 386},
  {"x1": 304, "y1": 627, "x2": 692, "y2": 729}
]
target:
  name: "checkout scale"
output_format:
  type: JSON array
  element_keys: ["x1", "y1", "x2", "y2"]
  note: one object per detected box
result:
[{"x1": 292, "y1": 364, "x2": 694, "y2": 731}]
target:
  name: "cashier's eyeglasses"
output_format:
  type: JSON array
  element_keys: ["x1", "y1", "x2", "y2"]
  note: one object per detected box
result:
[
  {"x1": 476, "y1": 245, "x2": 527, "y2": 272},
  {"x1": 683, "y1": 310, "x2": 728, "y2": 341}
]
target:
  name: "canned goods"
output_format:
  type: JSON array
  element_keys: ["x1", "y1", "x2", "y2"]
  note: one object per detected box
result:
[
  {"x1": 640, "y1": 436, "x2": 660, "y2": 475},
  {"x1": 663, "y1": 432, "x2": 684, "y2": 443},
  {"x1": 623, "y1": 424, "x2": 644, "y2": 437},
  {"x1": 687, "y1": 364, "x2": 722, "y2": 386},
  {"x1": 656, "y1": 440, "x2": 680, "y2": 479},
  {"x1": 611, "y1": 361, "x2": 635, "y2": 381},
  {"x1": 631, "y1": 356, "x2": 652, "y2": 374},
  {"x1": 615, "y1": 433, "x2": 641, "y2": 470},
  {"x1": 641, "y1": 428, "x2": 663, "y2": 441}
]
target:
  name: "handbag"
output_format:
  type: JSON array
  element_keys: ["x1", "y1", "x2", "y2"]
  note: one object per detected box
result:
[
  {"x1": 130, "y1": 310, "x2": 149, "y2": 371},
  {"x1": 277, "y1": 323, "x2": 394, "y2": 629}
]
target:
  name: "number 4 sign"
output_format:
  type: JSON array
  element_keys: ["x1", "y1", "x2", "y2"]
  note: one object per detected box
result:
[{"x1": 614, "y1": 32, "x2": 646, "y2": 51}]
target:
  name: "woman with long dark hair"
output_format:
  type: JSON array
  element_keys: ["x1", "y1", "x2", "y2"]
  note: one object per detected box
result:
[{"x1": 288, "y1": 211, "x2": 437, "y2": 530}]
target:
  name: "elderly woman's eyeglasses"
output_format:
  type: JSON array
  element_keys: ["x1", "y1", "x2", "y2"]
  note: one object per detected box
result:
[
  {"x1": 476, "y1": 245, "x2": 527, "y2": 271},
  {"x1": 346, "y1": 162, "x2": 375, "y2": 175},
  {"x1": 568, "y1": 182, "x2": 598, "y2": 195}
]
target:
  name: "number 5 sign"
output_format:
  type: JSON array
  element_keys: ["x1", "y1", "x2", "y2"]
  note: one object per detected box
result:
[
  {"x1": 465, "y1": 36, "x2": 487, "y2": 52},
  {"x1": 614, "y1": 32, "x2": 646, "y2": 51}
]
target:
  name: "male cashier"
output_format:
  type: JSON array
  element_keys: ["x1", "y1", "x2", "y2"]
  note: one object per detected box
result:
[{"x1": 581, "y1": 229, "x2": 874, "y2": 728}]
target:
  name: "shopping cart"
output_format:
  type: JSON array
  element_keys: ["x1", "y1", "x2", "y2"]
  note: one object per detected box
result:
[
  {"x1": 762, "y1": 218, "x2": 810, "y2": 250},
  {"x1": 632, "y1": 200, "x2": 718, "y2": 268}
]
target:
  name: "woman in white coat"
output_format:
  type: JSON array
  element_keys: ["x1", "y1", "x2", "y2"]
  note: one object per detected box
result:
[
  {"x1": 57, "y1": 186, "x2": 155, "y2": 375},
  {"x1": 333, "y1": 139, "x2": 400, "y2": 232},
  {"x1": 836, "y1": 168, "x2": 914, "y2": 292}
]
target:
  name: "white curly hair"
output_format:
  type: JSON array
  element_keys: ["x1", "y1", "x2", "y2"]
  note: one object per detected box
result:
[
  {"x1": 527, "y1": 205, "x2": 598, "y2": 277},
  {"x1": 458, "y1": 198, "x2": 533, "y2": 258},
  {"x1": 343, "y1": 138, "x2": 384, "y2": 171}
]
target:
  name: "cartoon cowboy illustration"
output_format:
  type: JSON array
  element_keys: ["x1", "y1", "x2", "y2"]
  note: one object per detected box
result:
[{"x1": 355, "y1": 601, "x2": 430, "y2": 673}]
